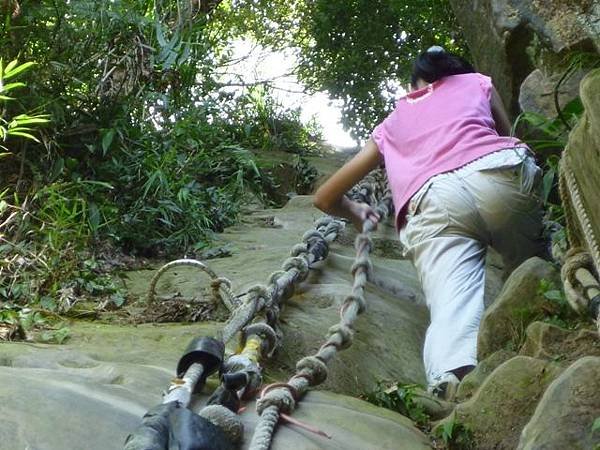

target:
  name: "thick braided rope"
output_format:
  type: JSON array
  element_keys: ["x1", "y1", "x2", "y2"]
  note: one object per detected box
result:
[
  {"x1": 217, "y1": 217, "x2": 344, "y2": 346},
  {"x1": 249, "y1": 191, "x2": 393, "y2": 450},
  {"x1": 561, "y1": 248, "x2": 594, "y2": 315},
  {"x1": 559, "y1": 157, "x2": 600, "y2": 274}
]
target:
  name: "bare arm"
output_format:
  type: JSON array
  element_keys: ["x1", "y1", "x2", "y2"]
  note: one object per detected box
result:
[
  {"x1": 313, "y1": 138, "x2": 383, "y2": 230},
  {"x1": 490, "y1": 86, "x2": 512, "y2": 136}
]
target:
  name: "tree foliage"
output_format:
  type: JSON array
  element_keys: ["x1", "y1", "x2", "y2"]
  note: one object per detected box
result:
[
  {"x1": 0, "y1": 0, "x2": 468, "y2": 306},
  {"x1": 294, "y1": 0, "x2": 468, "y2": 140}
]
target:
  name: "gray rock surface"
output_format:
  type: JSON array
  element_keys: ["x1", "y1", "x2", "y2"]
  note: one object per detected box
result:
[
  {"x1": 478, "y1": 257, "x2": 560, "y2": 359},
  {"x1": 519, "y1": 321, "x2": 600, "y2": 364},
  {"x1": 519, "y1": 68, "x2": 587, "y2": 118},
  {"x1": 449, "y1": 0, "x2": 600, "y2": 114},
  {"x1": 437, "y1": 355, "x2": 563, "y2": 450},
  {"x1": 518, "y1": 356, "x2": 600, "y2": 450},
  {"x1": 0, "y1": 333, "x2": 432, "y2": 450},
  {"x1": 0, "y1": 189, "x2": 436, "y2": 450}
]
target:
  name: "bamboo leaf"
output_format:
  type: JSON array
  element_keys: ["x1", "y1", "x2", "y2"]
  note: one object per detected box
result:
[
  {"x1": 4, "y1": 59, "x2": 18, "y2": 75},
  {"x1": 3, "y1": 62, "x2": 36, "y2": 80},
  {"x1": 6, "y1": 131, "x2": 40, "y2": 142},
  {"x1": 0, "y1": 82, "x2": 26, "y2": 93}
]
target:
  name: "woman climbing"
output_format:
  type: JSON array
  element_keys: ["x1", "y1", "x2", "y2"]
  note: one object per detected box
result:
[{"x1": 313, "y1": 46, "x2": 548, "y2": 400}]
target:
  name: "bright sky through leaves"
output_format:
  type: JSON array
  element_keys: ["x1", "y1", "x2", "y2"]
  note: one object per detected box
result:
[{"x1": 222, "y1": 40, "x2": 358, "y2": 149}]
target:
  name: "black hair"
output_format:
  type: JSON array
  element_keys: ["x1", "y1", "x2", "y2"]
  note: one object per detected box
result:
[{"x1": 410, "y1": 49, "x2": 475, "y2": 87}]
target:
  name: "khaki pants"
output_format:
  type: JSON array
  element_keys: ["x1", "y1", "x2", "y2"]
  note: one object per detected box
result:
[{"x1": 399, "y1": 150, "x2": 547, "y2": 383}]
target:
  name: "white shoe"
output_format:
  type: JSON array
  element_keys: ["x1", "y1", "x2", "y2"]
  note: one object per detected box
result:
[{"x1": 427, "y1": 372, "x2": 460, "y2": 401}]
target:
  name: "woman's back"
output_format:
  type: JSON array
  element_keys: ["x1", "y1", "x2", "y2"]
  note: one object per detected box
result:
[{"x1": 372, "y1": 72, "x2": 525, "y2": 227}]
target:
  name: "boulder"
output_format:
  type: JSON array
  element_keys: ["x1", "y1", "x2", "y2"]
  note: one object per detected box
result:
[
  {"x1": 0, "y1": 332, "x2": 432, "y2": 450},
  {"x1": 477, "y1": 257, "x2": 560, "y2": 359},
  {"x1": 122, "y1": 195, "x2": 430, "y2": 396},
  {"x1": 436, "y1": 355, "x2": 563, "y2": 450},
  {"x1": 449, "y1": 0, "x2": 600, "y2": 114},
  {"x1": 519, "y1": 68, "x2": 587, "y2": 118},
  {"x1": 456, "y1": 349, "x2": 516, "y2": 401},
  {"x1": 518, "y1": 356, "x2": 600, "y2": 449},
  {"x1": 519, "y1": 321, "x2": 600, "y2": 364}
]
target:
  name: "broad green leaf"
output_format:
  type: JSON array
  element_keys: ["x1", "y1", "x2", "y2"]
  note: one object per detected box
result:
[
  {"x1": 7, "y1": 131, "x2": 40, "y2": 142},
  {"x1": 3, "y1": 59, "x2": 18, "y2": 75},
  {"x1": 101, "y1": 129, "x2": 115, "y2": 154},
  {"x1": 592, "y1": 416, "x2": 600, "y2": 433},
  {"x1": 3, "y1": 61, "x2": 36, "y2": 80},
  {"x1": 0, "y1": 82, "x2": 26, "y2": 93}
]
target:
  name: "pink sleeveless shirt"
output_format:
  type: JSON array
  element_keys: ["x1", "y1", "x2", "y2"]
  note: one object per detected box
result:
[{"x1": 371, "y1": 72, "x2": 527, "y2": 230}]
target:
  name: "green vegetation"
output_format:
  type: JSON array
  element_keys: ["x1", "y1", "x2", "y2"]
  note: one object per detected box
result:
[
  {"x1": 364, "y1": 381, "x2": 430, "y2": 427},
  {"x1": 434, "y1": 412, "x2": 474, "y2": 450},
  {"x1": 537, "y1": 278, "x2": 581, "y2": 329},
  {"x1": 512, "y1": 51, "x2": 600, "y2": 229},
  {"x1": 0, "y1": 0, "x2": 468, "y2": 319}
]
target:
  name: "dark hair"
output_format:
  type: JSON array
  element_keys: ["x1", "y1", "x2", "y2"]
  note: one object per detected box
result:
[{"x1": 410, "y1": 49, "x2": 475, "y2": 87}]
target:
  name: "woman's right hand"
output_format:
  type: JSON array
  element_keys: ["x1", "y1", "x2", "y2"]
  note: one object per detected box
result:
[{"x1": 349, "y1": 201, "x2": 381, "y2": 232}]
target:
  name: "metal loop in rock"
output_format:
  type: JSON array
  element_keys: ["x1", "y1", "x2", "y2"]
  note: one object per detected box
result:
[{"x1": 296, "y1": 356, "x2": 328, "y2": 386}]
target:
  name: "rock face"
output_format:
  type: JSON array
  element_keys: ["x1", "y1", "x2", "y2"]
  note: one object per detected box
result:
[
  {"x1": 519, "y1": 68, "x2": 587, "y2": 118},
  {"x1": 0, "y1": 327, "x2": 431, "y2": 450},
  {"x1": 519, "y1": 321, "x2": 600, "y2": 364},
  {"x1": 0, "y1": 190, "x2": 439, "y2": 450},
  {"x1": 437, "y1": 356, "x2": 563, "y2": 450},
  {"x1": 449, "y1": 0, "x2": 600, "y2": 114},
  {"x1": 477, "y1": 257, "x2": 560, "y2": 359},
  {"x1": 518, "y1": 356, "x2": 600, "y2": 449}
]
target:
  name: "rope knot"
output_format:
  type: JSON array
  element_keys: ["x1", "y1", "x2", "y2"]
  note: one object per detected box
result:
[
  {"x1": 351, "y1": 257, "x2": 372, "y2": 278},
  {"x1": 327, "y1": 324, "x2": 354, "y2": 350},
  {"x1": 290, "y1": 243, "x2": 308, "y2": 257},
  {"x1": 283, "y1": 256, "x2": 310, "y2": 281},
  {"x1": 343, "y1": 294, "x2": 367, "y2": 315},
  {"x1": 256, "y1": 383, "x2": 297, "y2": 415},
  {"x1": 314, "y1": 216, "x2": 332, "y2": 229},
  {"x1": 302, "y1": 229, "x2": 324, "y2": 242},
  {"x1": 296, "y1": 356, "x2": 328, "y2": 385},
  {"x1": 247, "y1": 284, "x2": 271, "y2": 308},
  {"x1": 199, "y1": 405, "x2": 244, "y2": 443}
]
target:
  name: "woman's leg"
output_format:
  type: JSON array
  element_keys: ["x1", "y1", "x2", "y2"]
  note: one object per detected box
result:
[
  {"x1": 400, "y1": 177, "x2": 487, "y2": 385},
  {"x1": 412, "y1": 234, "x2": 486, "y2": 383}
]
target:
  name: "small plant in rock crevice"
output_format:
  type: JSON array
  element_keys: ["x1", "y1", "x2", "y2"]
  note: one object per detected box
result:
[
  {"x1": 537, "y1": 278, "x2": 580, "y2": 329},
  {"x1": 364, "y1": 381, "x2": 430, "y2": 428},
  {"x1": 433, "y1": 412, "x2": 474, "y2": 450}
]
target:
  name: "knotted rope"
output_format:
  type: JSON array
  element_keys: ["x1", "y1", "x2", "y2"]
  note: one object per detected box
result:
[{"x1": 249, "y1": 187, "x2": 394, "y2": 450}]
